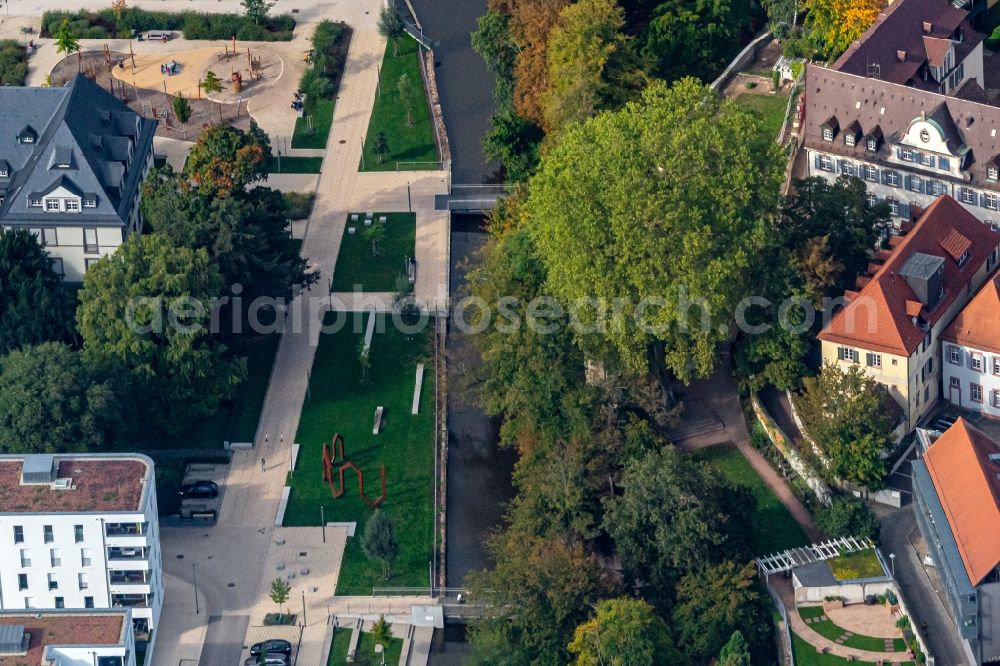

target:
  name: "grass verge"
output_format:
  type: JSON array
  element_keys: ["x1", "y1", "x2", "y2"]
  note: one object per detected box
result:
[
  {"x1": 284, "y1": 312, "x2": 435, "y2": 595},
  {"x1": 798, "y1": 609, "x2": 906, "y2": 652},
  {"x1": 269, "y1": 156, "x2": 323, "y2": 174},
  {"x1": 326, "y1": 628, "x2": 352, "y2": 664},
  {"x1": 293, "y1": 98, "x2": 335, "y2": 150},
  {"x1": 361, "y1": 35, "x2": 437, "y2": 171},
  {"x1": 694, "y1": 443, "x2": 810, "y2": 554},
  {"x1": 791, "y1": 633, "x2": 913, "y2": 665},
  {"x1": 331, "y1": 213, "x2": 415, "y2": 292},
  {"x1": 734, "y1": 92, "x2": 789, "y2": 142}
]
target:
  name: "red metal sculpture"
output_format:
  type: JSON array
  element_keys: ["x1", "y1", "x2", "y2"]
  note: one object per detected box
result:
[{"x1": 321, "y1": 433, "x2": 386, "y2": 508}]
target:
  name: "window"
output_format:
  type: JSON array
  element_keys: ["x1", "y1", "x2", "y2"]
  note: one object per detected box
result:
[
  {"x1": 866, "y1": 193, "x2": 878, "y2": 207},
  {"x1": 0, "y1": 168, "x2": 7, "y2": 177},
  {"x1": 74, "y1": 525, "x2": 84, "y2": 543},
  {"x1": 845, "y1": 133, "x2": 856, "y2": 146},
  {"x1": 920, "y1": 153, "x2": 934, "y2": 167},
  {"x1": 50, "y1": 548, "x2": 61, "y2": 567},
  {"x1": 84, "y1": 258, "x2": 100, "y2": 271},
  {"x1": 867, "y1": 138, "x2": 878, "y2": 151},
  {"x1": 81, "y1": 548, "x2": 92, "y2": 567},
  {"x1": 47, "y1": 573, "x2": 58, "y2": 591},
  {"x1": 866, "y1": 352, "x2": 882, "y2": 368},
  {"x1": 64, "y1": 199, "x2": 80, "y2": 212},
  {"x1": 45, "y1": 199, "x2": 59, "y2": 211},
  {"x1": 43, "y1": 525, "x2": 53, "y2": 543},
  {"x1": 925, "y1": 386, "x2": 930, "y2": 402},
  {"x1": 889, "y1": 199, "x2": 900, "y2": 217},
  {"x1": 84, "y1": 228, "x2": 99, "y2": 253},
  {"x1": 864, "y1": 165, "x2": 878, "y2": 182},
  {"x1": 79, "y1": 573, "x2": 89, "y2": 590},
  {"x1": 971, "y1": 353, "x2": 984, "y2": 372},
  {"x1": 962, "y1": 188, "x2": 977, "y2": 204},
  {"x1": 50, "y1": 257, "x2": 64, "y2": 277},
  {"x1": 886, "y1": 170, "x2": 900, "y2": 187},
  {"x1": 823, "y1": 128, "x2": 834, "y2": 141},
  {"x1": 972, "y1": 383, "x2": 984, "y2": 403},
  {"x1": 17, "y1": 574, "x2": 28, "y2": 590},
  {"x1": 986, "y1": 193, "x2": 999, "y2": 211},
  {"x1": 24, "y1": 598, "x2": 33, "y2": 609},
  {"x1": 993, "y1": 389, "x2": 1000, "y2": 408},
  {"x1": 13, "y1": 525, "x2": 23, "y2": 543},
  {"x1": 54, "y1": 596, "x2": 64, "y2": 609},
  {"x1": 939, "y1": 157, "x2": 950, "y2": 170},
  {"x1": 993, "y1": 357, "x2": 1000, "y2": 376},
  {"x1": 41, "y1": 228, "x2": 57, "y2": 246},
  {"x1": 951, "y1": 376, "x2": 961, "y2": 388},
  {"x1": 818, "y1": 155, "x2": 834, "y2": 172},
  {"x1": 901, "y1": 148, "x2": 914, "y2": 161},
  {"x1": 839, "y1": 347, "x2": 859, "y2": 363},
  {"x1": 989, "y1": 166, "x2": 999, "y2": 182},
  {"x1": 840, "y1": 161, "x2": 855, "y2": 176},
  {"x1": 949, "y1": 346, "x2": 962, "y2": 365},
  {"x1": 909, "y1": 176, "x2": 924, "y2": 193},
  {"x1": 84, "y1": 596, "x2": 95, "y2": 609},
  {"x1": 29, "y1": 198, "x2": 41, "y2": 208},
  {"x1": 20, "y1": 548, "x2": 30, "y2": 567},
  {"x1": 83, "y1": 198, "x2": 97, "y2": 208}
]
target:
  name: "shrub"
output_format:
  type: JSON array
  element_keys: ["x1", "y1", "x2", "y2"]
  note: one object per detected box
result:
[
  {"x1": 298, "y1": 20, "x2": 347, "y2": 106},
  {"x1": 282, "y1": 192, "x2": 315, "y2": 220},
  {"x1": 0, "y1": 40, "x2": 29, "y2": 86},
  {"x1": 40, "y1": 8, "x2": 294, "y2": 40},
  {"x1": 816, "y1": 495, "x2": 879, "y2": 540},
  {"x1": 172, "y1": 94, "x2": 192, "y2": 123}
]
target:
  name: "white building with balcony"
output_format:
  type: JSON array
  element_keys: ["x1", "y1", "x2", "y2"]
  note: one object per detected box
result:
[
  {"x1": 0, "y1": 454, "x2": 162, "y2": 662},
  {"x1": 0, "y1": 608, "x2": 137, "y2": 666},
  {"x1": 941, "y1": 271, "x2": 1000, "y2": 416}
]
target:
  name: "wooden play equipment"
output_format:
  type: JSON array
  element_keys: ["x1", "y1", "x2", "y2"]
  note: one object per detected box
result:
[
  {"x1": 320, "y1": 433, "x2": 387, "y2": 508},
  {"x1": 231, "y1": 71, "x2": 243, "y2": 93}
]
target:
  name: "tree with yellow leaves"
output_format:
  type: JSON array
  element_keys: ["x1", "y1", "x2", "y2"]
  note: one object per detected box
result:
[{"x1": 804, "y1": 0, "x2": 884, "y2": 59}]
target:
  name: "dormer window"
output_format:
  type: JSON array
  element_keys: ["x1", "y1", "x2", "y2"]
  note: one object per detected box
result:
[
  {"x1": 29, "y1": 198, "x2": 42, "y2": 208},
  {"x1": 845, "y1": 134, "x2": 856, "y2": 146},
  {"x1": 83, "y1": 198, "x2": 97, "y2": 208},
  {"x1": 45, "y1": 199, "x2": 59, "y2": 211},
  {"x1": 0, "y1": 169, "x2": 8, "y2": 178},
  {"x1": 867, "y1": 138, "x2": 878, "y2": 151},
  {"x1": 18, "y1": 128, "x2": 36, "y2": 144},
  {"x1": 958, "y1": 249, "x2": 970, "y2": 267},
  {"x1": 823, "y1": 128, "x2": 834, "y2": 141},
  {"x1": 65, "y1": 199, "x2": 80, "y2": 212},
  {"x1": 989, "y1": 166, "x2": 999, "y2": 182}
]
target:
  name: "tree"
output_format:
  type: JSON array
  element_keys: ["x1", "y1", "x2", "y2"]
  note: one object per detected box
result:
[
  {"x1": 111, "y1": 0, "x2": 128, "y2": 32},
  {"x1": 642, "y1": 0, "x2": 749, "y2": 83},
  {"x1": 396, "y1": 73, "x2": 415, "y2": 127},
  {"x1": 362, "y1": 510, "x2": 399, "y2": 579},
  {"x1": 526, "y1": 78, "x2": 782, "y2": 378},
  {"x1": 602, "y1": 447, "x2": 753, "y2": 610},
  {"x1": 172, "y1": 93, "x2": 192, "y2": 124},
  {"x1": 509, "y1": 0, "x2": 571, "y2": 126},
  {"x1": 371, "y1": 614, "x2": 393, "y2": 651},
  {"x1": 0, "y1": 343, "x2": 123, "y2": 454},
  {"x1": 672, "y1": 561, "x2": 775, "y2": 662},
  {"x1": 377, "y1": 1, "x2": 405, "y2": 57},
  {"x1": 0, "y1": 229, "x2": 72, "y2": 356},
  {"x1": 357, "y1": 337, "x2": 371, "y2": 383},
  {"x1": 803, "y1": 0, "x2": 884, "y2": 59},
  {"x1": 795, "y1": 364, "x2": 895, "y2": 489},
  {"x1": 718, "y1": 630, "x2": 752, "y2": 666},
  {"x1": 541, "y1": 0, "x2": 646, "y2": 133},
  {"x1": 363, "y1": 220, "x2": 386, "y2": 258},
  {"x1": 269, "y1": 578, "x2": 290, "y2": 616},
  {"x1": 567, "y1": 597, "x2": 677, "y2": 665},
  {"x1": 816, "y1": 495, "x2": 879, "y2": 539},
  {"x1": 242, "y1": 0, "x2": 275, "y2": 25},
  {"x1": 183, "y1": 124, "x2": 269, "y2": 197},
  {"x1": 76, "y1": 234, "x2": 246, "y2": 434},
  {"x1": 54, "y1": 18, "x2": 81, "y2": 73},
  {"x1": 200, "y1": 69, "x2": 224, "y2": 95},
  {"x1": 373, "y1": 131, "x2": 390, "y2": 164}
]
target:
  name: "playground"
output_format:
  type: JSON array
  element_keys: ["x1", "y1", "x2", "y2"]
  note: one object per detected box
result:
[{"x1": 283, "y1": 312, "x2": 436, "y2": 595}]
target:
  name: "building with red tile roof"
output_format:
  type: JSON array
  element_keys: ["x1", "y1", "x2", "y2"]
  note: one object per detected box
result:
[
  {"x1": 818, "y1": 195, "x2": 1000, "y2": 429},
  {"x1": 941, "y1": 271, "x2": 1000, "y2": 415},
  {"x1": 913, "y1": 418, "x2": 1000, "y2": 663}
]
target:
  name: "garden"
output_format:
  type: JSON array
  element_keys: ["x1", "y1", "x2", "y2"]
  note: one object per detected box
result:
[
  {"x1": 284, "y1": 312, "x2": 435, "y2": 595},
  {"x1": 798, "y1": 606, "x2": 906, "y2": 652},
  {"x1": 792, "y1": 633, "x2": 914, "y2": 666},
  {"x1": 331, "y1": 213, "x2": 416, "y2": 292},
  {"x1": 827, "y1": 549, "x2": 886, "y2": 580},
  {"x1": 294, "y1": 21, "x2": 350, "y2": 150},
  {"x1": 41, "y1": 8, "x2": 295, "y2": 41},
  {"x1": 361, "y1": 35, "x2": 438, "y2": 171}
]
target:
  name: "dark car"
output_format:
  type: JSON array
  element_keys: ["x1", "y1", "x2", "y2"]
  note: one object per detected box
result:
[
  {"x1": 178, "y1": 480, "x2": 219, "y2": 499},
  {"x1": 249, "y1": 639, "x2": 292, "y2": 657},
  {"x1": 243, "y1": 656, "x2": 288, "y2": 666}
]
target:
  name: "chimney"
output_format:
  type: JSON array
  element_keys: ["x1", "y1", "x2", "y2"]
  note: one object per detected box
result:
[
  {"x1": 923, "y1": 21, "x2": 933, "y2": 33},
  {"x1": 897, "y1": 50, "x2": 907, "y2": 62}
]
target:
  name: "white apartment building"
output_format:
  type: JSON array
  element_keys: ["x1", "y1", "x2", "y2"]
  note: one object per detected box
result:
[
  {"x1": 0, "y1": 454, "x2": 162, "y2": 662},
  {"x1": 0, "y1": 608, "x2": 137, "y2": 666},
  {"x1": 942, "y1": 272, "x2": 1000, "y2": 416}
]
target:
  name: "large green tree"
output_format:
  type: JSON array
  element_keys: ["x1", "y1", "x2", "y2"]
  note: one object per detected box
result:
[
  {"x1": 567, "y1": 597, "x2": 678, "y2": 665},
  {"x1": 0, "y1": 229, "x2": 72, "y2": 356},
  {"x1": 76, "y1": 235, "x2": 246, "y2": 433},
  {"x1": 672, "y1": 561, "x2": 775, "y2": 663},
  {"x1": 527, "y1": 78, "x2": 782, "y2": 378},
  {"x1": 816, "y1": 495, "x2": 879, "y2": 539},
  {"x1": 718, "y1": 630, "x2": 752, "y2": 666},
  {"x1": 0, "y1": 343, "x2": 122, "y2": 453},
  {"x1": 184, "y1": 123, "x2": 270, "y2": 197},
  {"x1": 642, "y1": 0, "x2": 748, "y2": 83},
  {"x1": 603, "y1": 446, "x2": 753, "y2": 610}
]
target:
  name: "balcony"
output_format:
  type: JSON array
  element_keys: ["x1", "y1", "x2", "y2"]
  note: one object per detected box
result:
[
  {"x1": 109, "y1": 570, "x2": 150, "y2": 585},
  {"x1": 107, "y1": 546, "x2": 148, "y2": 561},
  {"x1": 111, "y1": 593, "x2": 152, "y2": 608},
  {"x1": 105, "y1": 522, "x2": 147, "y2": 537}
]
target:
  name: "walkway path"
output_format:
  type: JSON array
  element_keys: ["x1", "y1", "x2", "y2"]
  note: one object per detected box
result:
[{"x1": 671, "y1": 353, "x2": 825, "y2": 544}]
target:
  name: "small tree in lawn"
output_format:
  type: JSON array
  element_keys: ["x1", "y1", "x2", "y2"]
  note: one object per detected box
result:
[
  {"x1": 397, "y1": 74, "x2": 415, "y2": 128},
  {"x1": 371, "y1": 614, "x2": 393, "y2": 655},
  {"x1": 200, "y1": 70, "x2": 224, "y2": 95},
  {"x1": 357, "y1": 338, "x2": 371, "y2": 384},
  {"x1": 242, "y1": 0, "x2": 275, "y2": 25},
  {"x1": 172, "y1": 93, "x2": 192, "y2": 124},
  {"x1": 373, "y1": 131, "x2": 390, "y2": 164},
  {"x1": 362, "y1": 510, "x2": 399, "y2": 580},
  {"x1": 55, "y1": 19, "x2": 81, "y2": 74},
  {"x1": 377, "y1": 2, "x2": 405, "y2": 57},
  {"x1": 269, "y1": 578, "x2": 291, "y2": 620},
  {"x1": 364, "y1": 220, "x2": 386, "y2": 258}
]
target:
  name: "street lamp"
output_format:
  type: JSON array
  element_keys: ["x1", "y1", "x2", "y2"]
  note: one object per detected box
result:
[
  {"x1": 889, "y1": 552, "x2": 896, "y2": 577},
  {"x1": 301, "y1": 589, "x2": 307, "y2": 627},
  {"x1": 192, "y1": 563, "x2": 199, "y2": 615}
]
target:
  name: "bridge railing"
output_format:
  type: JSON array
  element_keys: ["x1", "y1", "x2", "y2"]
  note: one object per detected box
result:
[
  {"x1": 370, "y1": 586, "x2": 469, "y2": 597},
  {"x1": 395, "y1": 160, "x2": 447, "y2": 171},
  {"x1": 447, "y1": 198, "x2": 503, "y2": 211}
]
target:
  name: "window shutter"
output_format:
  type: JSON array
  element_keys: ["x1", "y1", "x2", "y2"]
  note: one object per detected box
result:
[
  {"x1": 866, "y1": 352, "x2": 874, "y2": 366},
  {"x1": 881, "y1": 170, "x2": 889, "y2": 185},
  {"x1": 899, "y1": 202, "x2": 910, "y2": 219},
  {"x1": 838, "y1": 347, "x2": 846, "y2": 361},
  {"x1": 897, "y1": 147, "x2": 904, "y2": 160},
  {"x1": 905, "y1": 175, "x2": 912, "y2": 191},
  {"x1": 814, "y1": 154, "x2": 821, "y2": 170},
  {"x1": 982, "y1": 193, "x2": 989, "y2": 208}
]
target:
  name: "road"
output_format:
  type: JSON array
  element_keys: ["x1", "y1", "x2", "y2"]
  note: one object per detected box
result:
[{"x1": 881, "y1": 506, "x2": 971, "y2": 665}]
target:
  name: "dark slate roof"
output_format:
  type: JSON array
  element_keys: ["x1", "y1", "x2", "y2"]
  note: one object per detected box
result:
[
  {"x1": 833, "y1": 0, "x2": 984, "y2": 88},
  {"x1": 803, "y1": 64, "x2": 1000, "y2": 191},
  {"x1": 0, "y1": 75, "x2": 157, "y2": 226}
]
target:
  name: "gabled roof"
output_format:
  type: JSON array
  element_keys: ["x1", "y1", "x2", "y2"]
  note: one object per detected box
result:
[
  {"x1": 942, "y1": 272, "x2": 1000, "y2": 353},
  {"x1": 923, "y1": 418, "x2": 1000, "y2": 585},
  {"x1": 803, "y1": 64, "x2": 1000, "y2": 190},
  {"x1": 923, "y1": 35, "x2": 952, "y2": 69},
  {"x1": 818, "y1": 196, "x2": 1000, "y2": 355}
]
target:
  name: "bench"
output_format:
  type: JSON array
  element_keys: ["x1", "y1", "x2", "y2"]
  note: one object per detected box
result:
[
  {"x1": 145, "y1": 30, "x2": 171, "y2": 41},
  {"x1": 373, "y1": 406, "x2": 384, "y2": 434}
]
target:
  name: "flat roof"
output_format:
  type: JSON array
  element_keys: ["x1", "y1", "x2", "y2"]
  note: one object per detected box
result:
[
  {"x1": 0, "y1": 611, "x2": 125, "y2": 665},
  {"x1": 0, "y1": 455, "x2": 151, "y2": 514}
]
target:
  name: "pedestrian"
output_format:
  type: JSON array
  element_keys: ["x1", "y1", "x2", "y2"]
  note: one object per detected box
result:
[{"x1": 261, "y1": 457, "x2": 266, "y2": 471}]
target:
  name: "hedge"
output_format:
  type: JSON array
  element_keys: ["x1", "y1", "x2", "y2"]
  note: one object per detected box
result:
[
  {"x1": 298, "y1": 21, "x2": 348, "y2": 103},
  {"x1": 41, "y1": 9, "x2": 295, "y2": 41},
  {"x1": 0, "y1": 39, "x2": 29, "y2": 86}
]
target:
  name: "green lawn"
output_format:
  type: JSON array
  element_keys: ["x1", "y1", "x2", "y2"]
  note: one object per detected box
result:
[
  {"x1": 828, "y1": 549, "x2": 885, "y2": 581},
  {"x1": 361, "y1": 35, "x2": 438, "y2": 171},
  {"x1": 792, "y1": 633, "x2": 913, "y2": 665},
  {"x1": 695, "y1": 443, "x2": 810, "y2": 555},
  {"x1": 326, "y1": 628, "x2": 352, "y2": 664},
  {"x1": 269, "y1": 156, "x2": 324, "y2": 174},
  {"x1": 331, "y1": 213, "x2": 416, "y2": 292},
  {"x1": 284, "y1": 312, "x2": 435, "y2": 595},
  {"x1": 798, "y1": 609, "x2": 906, "y2": 652},
  {"x1": 293, "y1": 97, "x2": 334, "y2": 150},
  {"x1": 734, "y1": 92, "x2": 789, "y2": 142}
]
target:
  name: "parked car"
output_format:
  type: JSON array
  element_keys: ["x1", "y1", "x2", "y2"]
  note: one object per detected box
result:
[
  {"x1": 249, "y1": 640, "x2": 292, "y2": 657},
  {"x1": 178, "y1": 480, "x2": 219, "y2": 499},
  {"x1": 244, "y1": 656, "x2": 288, "y2": 666}
]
